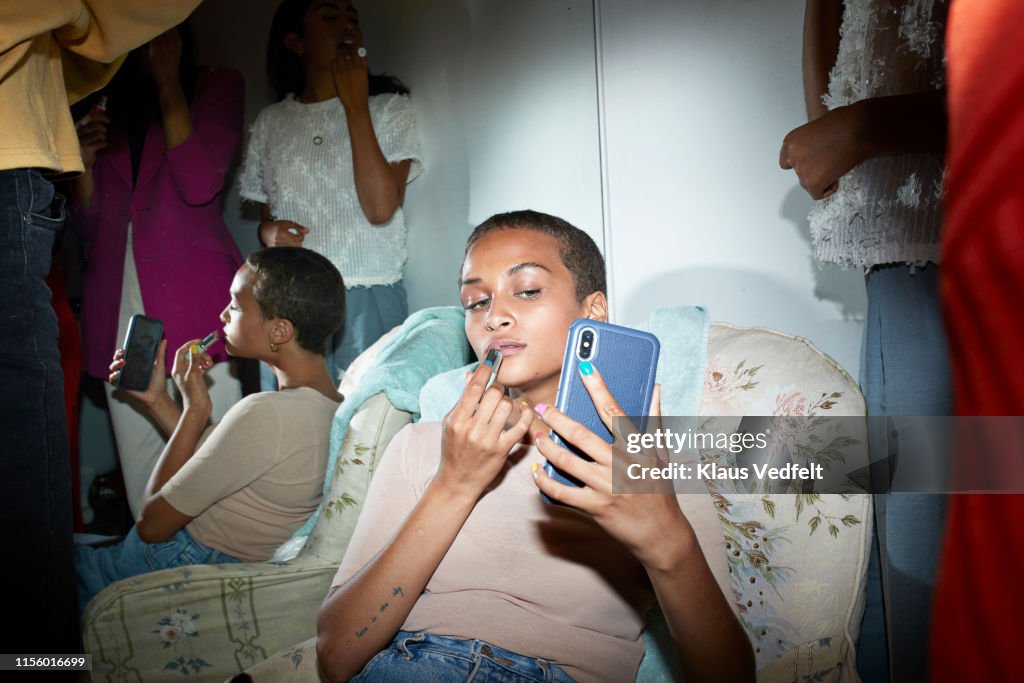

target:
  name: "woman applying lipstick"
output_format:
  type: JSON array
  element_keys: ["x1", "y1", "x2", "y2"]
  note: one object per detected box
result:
[
  {"x1": 70, "y1": 24, "x2": 246, "y2": 520},
  {"x1": 76, "y1": 248, "x2": 344, "y2": 615},
  {"x1": 240, "y1": 0, "x2": 422, "y2": 388},
  {"x1": 317, "y1": 211, "x2": 753, "y2": 683}
]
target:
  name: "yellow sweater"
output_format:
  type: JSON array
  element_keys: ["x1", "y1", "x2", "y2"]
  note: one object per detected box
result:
[{"x1": 0, "y1": 0, "x2": 201, "y2": 175}]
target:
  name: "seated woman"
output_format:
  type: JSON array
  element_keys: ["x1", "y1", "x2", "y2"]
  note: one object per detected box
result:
[
  {"x1": 76, "y1": 247, "x2": 345, "y2": 614},
  {"x1": 317, "y1": 211, "x2": 754, "y2": 682}
]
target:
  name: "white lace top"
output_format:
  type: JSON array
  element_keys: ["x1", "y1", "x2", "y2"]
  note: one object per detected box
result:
[
  {"x1": 239, "y1": 93, "x2": 422, "y2": 286},
  {"x1": 809, "y1": 0, "x2": 947, "y2": 270}
]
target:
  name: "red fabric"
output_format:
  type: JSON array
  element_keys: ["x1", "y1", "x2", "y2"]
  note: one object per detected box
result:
[
  {"x1": 932, "y1": 0, "x2": 1024, "y2": 679},
  {"x1": 46, "y1": 266, "x2": 84, "y2": 532}
]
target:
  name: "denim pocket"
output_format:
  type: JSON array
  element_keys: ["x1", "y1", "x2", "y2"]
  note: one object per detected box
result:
[
  {"x1": 143, "y1": 530, "x2": 210, "y2": 570},
  {"x1": 21, "y1": 170, "x2": 65, "y2": 233}
]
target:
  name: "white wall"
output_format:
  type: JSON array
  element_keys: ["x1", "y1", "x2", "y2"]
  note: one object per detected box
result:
[
  {"x1": 596, "y1": 0, "x2": 866, "y2": 378},
  {"x1": 358, "y1": 0, "x2": 604, "y2": 311}
]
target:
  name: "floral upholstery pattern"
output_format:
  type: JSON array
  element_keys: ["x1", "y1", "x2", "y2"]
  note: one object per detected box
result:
[{"x1": 700, "y1": 324, "x2": 870, "y2": 683}]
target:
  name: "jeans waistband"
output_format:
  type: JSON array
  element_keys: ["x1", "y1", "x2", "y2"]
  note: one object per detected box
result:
[{"x1": 391, "y1": 630, "x2": 572, "y2": 682}]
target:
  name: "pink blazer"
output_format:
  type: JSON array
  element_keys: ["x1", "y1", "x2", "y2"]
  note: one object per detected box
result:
[{"x1": 72, "y1": 67, "x2": 245, "y2": 378}]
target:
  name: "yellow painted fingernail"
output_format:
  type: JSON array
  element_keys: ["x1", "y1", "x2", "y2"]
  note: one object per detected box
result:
[{"x1": 189, "y1": 343, "x2": 200, "y2": 356}]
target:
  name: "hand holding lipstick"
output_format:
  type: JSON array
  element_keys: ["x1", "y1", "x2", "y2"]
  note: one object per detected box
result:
[
  {"x1": 437, "y1": 349, "x2": 533, "y2": 501},
  {"x1": 149, "y1": 28, "x2": 183, "y2": 89},
  {"x1": 331, "y1": 38, "x2": 369, "y2": 112},
  {"x1": 75, "y1": 108, "x2": 110, "y2": 172},
  {"x1": 170, "y1": 338, "x2": 214, "y2": 420},
  {"x1": 189, "y1": 331, "x2": 219, "y2": 358},
  {"x1": 259, "y1": 218, "x2": 310, "y2": 247}
]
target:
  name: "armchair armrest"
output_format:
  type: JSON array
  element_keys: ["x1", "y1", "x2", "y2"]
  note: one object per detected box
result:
[{"x1": 83, "y1": 559, "x2": 337, "y2": 682}]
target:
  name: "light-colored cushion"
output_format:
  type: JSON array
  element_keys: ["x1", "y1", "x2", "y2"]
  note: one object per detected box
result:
[
  {"x1": 701, "y1": 323, "x2": 870, "y2": 683},
  {"x1": 240, "y1": 636, "x2": 319, "y2": 682},
  {"x1": 303, "y1": 393, "x2": 412, "y2": 562}
]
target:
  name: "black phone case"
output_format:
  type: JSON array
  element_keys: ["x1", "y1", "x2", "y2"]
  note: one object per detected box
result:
[
  {"x1": 542, "y1": 319, "x2": 660, "y2": 501},
  {"x1": 117, "y1": 314, "x2": 164, "y2": 391}
]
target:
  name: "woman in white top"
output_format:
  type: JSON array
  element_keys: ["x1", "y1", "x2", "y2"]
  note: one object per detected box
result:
[
  {"x1": 240, "y1": 0, "x2": 422, "y2": 385},
  {"x1": 778, "y1": 3, "x2": 950, "y2": 681}
]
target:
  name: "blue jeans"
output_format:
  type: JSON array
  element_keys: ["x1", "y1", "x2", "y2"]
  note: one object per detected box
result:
[
  {"x1": 75, "y1": 526, "x2": 242, "y2": 615},
  {"x1": 858, "y1": 263, "x2": 951, "y2": 683},
  {"x1": 0, "y1": 168, "x2": 77, "y2": 652},
  {"x1": 351, "y1": 631, "x2": 575, "y2": 683}
]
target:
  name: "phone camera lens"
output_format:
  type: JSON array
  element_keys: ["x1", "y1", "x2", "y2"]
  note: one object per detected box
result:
[{"x1": 578, "y1": 329, "x2": 595, "y2": 360}]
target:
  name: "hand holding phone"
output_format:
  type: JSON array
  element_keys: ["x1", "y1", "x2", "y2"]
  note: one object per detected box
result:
[
  {"x1": 116, "y1": 314, "x2": 164, "y2": 391},
  {"x1": 541, "y1": 320, "x2": 660, "y2": 501}
]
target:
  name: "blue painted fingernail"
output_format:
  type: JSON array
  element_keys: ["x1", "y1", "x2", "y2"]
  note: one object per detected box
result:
[{"x1": 579, "y1": 360, "x2": 593, "y2": 376}]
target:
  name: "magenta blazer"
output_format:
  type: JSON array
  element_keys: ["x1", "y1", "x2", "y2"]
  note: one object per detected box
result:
[{"x1": 73, "y1": 67, "x2": 245, "y2": 379}]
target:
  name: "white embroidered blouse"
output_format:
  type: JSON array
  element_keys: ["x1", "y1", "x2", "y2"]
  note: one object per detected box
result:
[
  {"x1": 239, "y1": 92, "x2": 423, "y2": 286},
  {"x1": 810, "y1": 0, "x2": 947, "y2": 270}
]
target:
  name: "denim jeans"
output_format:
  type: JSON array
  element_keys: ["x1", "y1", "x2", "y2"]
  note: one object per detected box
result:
[
  {"x1": 858, "y1": 263, "x2": 951, "y2": 683},
  {"x1": 0, "y1": 168, "x2": 77, "y2": 653},
  {"x1": 75, "y1": 526, "x2": 242, "y2": 615},
  {"x1": 351, "y1": 631, "x2": 575, "y2": 683}
]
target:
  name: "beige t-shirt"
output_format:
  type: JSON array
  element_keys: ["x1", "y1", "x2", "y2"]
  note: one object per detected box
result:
[
  {"x1": 0, "y1": 1, "x2": 199, "y2": 174},
  {"x1": 332, "y1": 422, "x2": 733, "y2": 682},
  {"x1": 162, "y1": 387, "x2": 340, "y2": 561}
]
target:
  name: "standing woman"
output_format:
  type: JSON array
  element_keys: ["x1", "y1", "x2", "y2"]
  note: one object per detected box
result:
[
  {"x1": 71, "y1": 24, "x2": 246, "y2": 519},
  {"x1": 239, "y1": 0, "x2": 423, "y2": 386}
]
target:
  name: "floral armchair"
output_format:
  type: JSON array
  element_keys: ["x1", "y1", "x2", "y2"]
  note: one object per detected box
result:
[{"x1": 237, "y1": 322, "x2": 871, "y2": 683}]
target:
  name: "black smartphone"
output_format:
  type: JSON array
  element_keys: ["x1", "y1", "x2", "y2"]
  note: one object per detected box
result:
[
  {"x1": 117, "y1": 314, "x2": 163, "y2": 391},
  {"x1": 542, "y1": 319, "x2": 660, "y2": 500}
]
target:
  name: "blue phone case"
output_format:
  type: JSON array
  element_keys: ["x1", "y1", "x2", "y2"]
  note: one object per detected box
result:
[{"x1": 542, "y1": 319, "x2": 660, "y2": 502}]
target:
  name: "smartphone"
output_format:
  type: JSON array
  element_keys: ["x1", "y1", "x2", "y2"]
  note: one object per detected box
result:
[
  {"x1": 542, "y1": 319, "x2": 660, "y2": 499},
  {"x1": 117, "y1": 314, "x2": 164, "y2": 391}
]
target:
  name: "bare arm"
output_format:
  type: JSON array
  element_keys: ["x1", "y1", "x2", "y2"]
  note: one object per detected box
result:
[
  {"x1": 150, "y1": 30, "x2": 193, "y2": 151},
  {"x1": 135, "y1": 343, "x2": 213, "y2": 542},
  {"x1": 646, "y1": 529, "x2": 754, "y2": 683},
  {"x1": 346, "y1": 105, "x2": 411, "y2": 225},
  {"x1": 317, "y1": 482, "x2": 477, "y2": 682},
  {"x1": 71, "y1": 110, "x2": 110, "y2": 209},
  {"x1": 317, "y1": 363, "x2": 533, "y2": 682},
  {"x1": 332, "y1": 48, "x2": 410, "y2": 225},
  {"x1": 802, "y1": 0, "x2": 843, "y2": 121},
  {"x1": 784, "y1": 0, "x2": 947, "y2": 198},
  {"x1": 780, "y1": 91, "x2": 947, "y2": 199}
]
